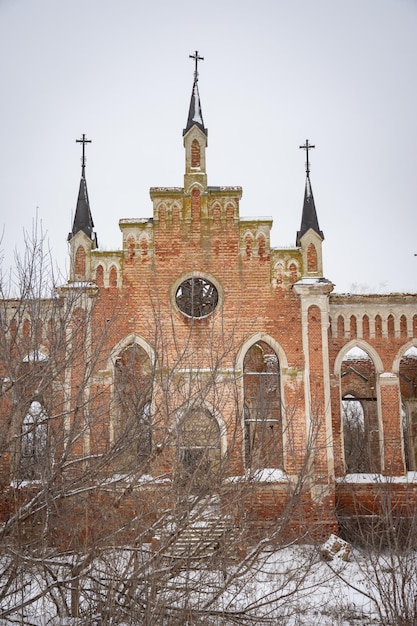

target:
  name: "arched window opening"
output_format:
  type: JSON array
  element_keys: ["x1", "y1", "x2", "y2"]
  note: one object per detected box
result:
[
  {"x1": 109, "y1": 266, "x2": 118, "y2": 288},
  {"x1": 350, "y1": 315, "x2": 357, "y2": 338},
  {"x1": 289, "y1": 262, "x2": 297, "y2": 284},
  {"x1": 307, "y1": 242, "x2": 318, "y2": 272},
  {"x1": 387, "y1": 314, "x2": 395, "y2": 338},
  {"x1": 337, "y1": 315, "x2": 345, "y2": 338},
  {"x1": 399, "y1": 346, "x2": 417, "y2": 470},
  {"x1": 96, "y1": 264, "x2": 104, "y2": 286},
  {"x1": 191, "y1": 138, "x2": 201, "y2": 168},
  {"x1": 275, "y1": 263, "x2": 284, "y2": 286},
  {"x1": 127, "y1": 236, "x2": 135, "y2": 259},
  {"x1": 140, "y1": 235, "x2": 148, "y2": 257},
  {"x1": 258, "y1": 234, "x2": 266, "y2": 258},
  {"x1": 342, "y1": 395, "x2": 367, "y2": 473},
  {"x1": 172, "y1": 205, "x2": 180, "y2": 226},
  {"x1": 340, "y1": 347, "x2": 380, "y2": 473},
  {"x1": 75, "y1": 245, "x2": 86, "y2": 277},
  {"x1": 243, "y1": 341, "x2": 282, "y2": 470},
  {"x1": 226, "y1": 203, "x2": 234, "y2": 224},
  {"x1": 362, "y1": 315, "x2": 370, "y2": 338},
  {"x1": 375, "y1": 314, "x2": 383, "y2": 338},
  {"x1": 114, "y1": 344, "x2": 153, "y2": 470},
  {"x1": 19, "y1": 400, "x2": 48, "y2": 480},
  {"x1": 245, "y1": 234, "x2": 253, "y2": 259},
  {"x1": 400, "y1": 315, "x2": 407, "y2": 338},
  {"x1": 159, "y1": 205, "x2": 166, "y2": 224},
  {"x1": 177, "y1": 408, "x2": 221, "y2": 492}
]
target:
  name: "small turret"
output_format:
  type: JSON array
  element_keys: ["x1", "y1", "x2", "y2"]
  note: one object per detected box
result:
[
  {"x1": 68, "y1": 134, "x2": 98, "y2": 282},
  {"x1": 183, "y1": 51, "x2": 208, "y2": 192},
  {"x1": 296, "y1": 140, "x2": 324, "y2": 277}
]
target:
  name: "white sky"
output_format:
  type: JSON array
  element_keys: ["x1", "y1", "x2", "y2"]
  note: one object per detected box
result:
[{"x1": 0, "y1": 0, "x2": 416, "y2": 294}]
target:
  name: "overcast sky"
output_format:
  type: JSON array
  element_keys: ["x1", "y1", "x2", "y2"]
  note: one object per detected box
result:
[{"x1": 0, "y1": 0, "x2": 416, "y2": 294}]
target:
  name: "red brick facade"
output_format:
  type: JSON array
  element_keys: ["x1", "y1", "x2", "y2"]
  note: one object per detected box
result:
[{"x1": 1, "y1": 97, "x2": 417, "y2": 545}]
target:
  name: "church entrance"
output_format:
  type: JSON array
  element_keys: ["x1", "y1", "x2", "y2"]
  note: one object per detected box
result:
[{"x1": 177, "y1": 408, "x2": 221, "y2": 493}]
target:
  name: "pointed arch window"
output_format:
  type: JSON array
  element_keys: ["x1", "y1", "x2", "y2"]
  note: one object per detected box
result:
[
  {"x1": 191, "y1": 139, "x2": 201, "y2": 168},
  {"x1": 96, "y1": 264, "x2": 104, "y2": 286},
  {"x1": 109, "y1": 266, "x2": 118, "y2": 288},
  {"x1": 342, "y1": 394, "x2": 367, "y2": 473},
  {"x1": 243, "y1": 341, "x2": 283, "y2": 470},
  {"x1": 399, "y1": 347, "x2": 417, "y2": 470},
  {"x1": 178, "y1": 408, "x2": 221, "y2": 490},
  {"x1": 75, "y1": 245, "x2": 86, "y2": 277},
  {"x1": 307, "y1": 242, "x2": 318, "y2": 272},
  {"x1": 19, "y1": 400, "x2": 48, "y2": 480},
  {"x1": 340, "y1": 348, "x2": 381, "y2": 473},
  {"x1": 114, "y1": 344, "x2": 152, "y2": 469}
]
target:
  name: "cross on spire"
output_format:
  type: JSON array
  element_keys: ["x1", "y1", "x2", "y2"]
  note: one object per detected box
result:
[
  {"x1": 299, "y1": 139, "x2": 315, "y2": 176},
  {"x1": 189, "y1": 50, "x2": 204, "y2": 82},
  {"x1": 76, "y1": 133, "x2": 92, "y2": 178}
]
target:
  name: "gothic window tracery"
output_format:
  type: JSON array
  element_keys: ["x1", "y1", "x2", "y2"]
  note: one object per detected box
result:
[
  {"x1": 19, "y1": 400, "x2": 48, "y2": 480},
  {"x1": 175, "y1": 277, "x2": 218, "y2": 318},
  {"x1": 243, "y1": 341, "x2": 282, "y2": 470}
]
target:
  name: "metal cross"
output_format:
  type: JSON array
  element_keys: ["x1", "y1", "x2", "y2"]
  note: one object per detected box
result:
[
  {"x1": 299, "y1": 139, "x2": 315, "y2": 176},
  {"x1": 189, "y1": 50, "x2": 204, "y2": 82},
  {"x1": 76, "y1": 133, "x2": 92, "y2": 178}
]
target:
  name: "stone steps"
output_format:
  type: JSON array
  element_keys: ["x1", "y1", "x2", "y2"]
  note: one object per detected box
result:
[{"x1": 160, "y1": 496, "x2": 240, "y2": 560}]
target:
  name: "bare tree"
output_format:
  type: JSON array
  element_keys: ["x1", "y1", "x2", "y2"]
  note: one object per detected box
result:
[{"x1": 0, "y1": 226, "x2": 335, "y2": 625}]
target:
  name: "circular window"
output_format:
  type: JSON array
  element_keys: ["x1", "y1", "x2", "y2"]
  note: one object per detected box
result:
[{"x1": 175, "y1": 277, "x2": 219, "y2": 318}]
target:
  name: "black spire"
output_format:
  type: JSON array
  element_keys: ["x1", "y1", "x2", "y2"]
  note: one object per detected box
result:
[
  {"x1": 68, "y1": 134, "x2": 98, "y2": 246},
  {"x1": 183, "y1": 51, "x2": 207, "y2": 137},
  {"x1": 296, "y1": 140, "x2": 324, "y2": 245}
]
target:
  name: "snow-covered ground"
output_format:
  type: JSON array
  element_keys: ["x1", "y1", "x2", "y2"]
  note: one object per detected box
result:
[{"x1": 2, "y1": 541, "x2": 415, "y2": 625}]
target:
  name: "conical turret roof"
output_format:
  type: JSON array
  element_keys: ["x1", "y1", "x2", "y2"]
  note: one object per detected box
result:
[
  {"x1": 68, "y1": 176, "x2": 97, "y2": 243},
  {"x1": 68, "y1": 134, "x2": 98, "y2": 246},
  {"x1": 183, "y1": 51, "x2": 207, "y2": 137},
  {"x1": 296, "y1": 175, "x2": 324, "y2": 245}
]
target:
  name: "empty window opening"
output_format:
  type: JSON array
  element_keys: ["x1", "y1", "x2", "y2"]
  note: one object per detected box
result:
[
  {"x1": 178, "y1": 408, "x2": 221, "y2": 492},
  {"x1": 114, "y1": 344, "x2": 152, "y2": 470},
  {"x1": 340, "y1": 347, "x2": 380, "y2": 473},
  {"x1": 243, "y1": 341, "x2": 282, "y2": 470},
  {"x1": 400, "y1": 346, "x2": 417, "y2": 470}
]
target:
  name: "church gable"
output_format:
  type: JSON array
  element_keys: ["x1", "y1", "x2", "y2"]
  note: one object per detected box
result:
[{"x1": 1, "y1": 53, "x2": 417, "y2": 555}]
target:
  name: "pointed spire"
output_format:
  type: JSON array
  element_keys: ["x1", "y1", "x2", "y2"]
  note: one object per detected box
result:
[
  {"x1": 183, "y1": 51, "x2": 207, "y2": 137},
  {"x1": 296, "y1": 140, "x2": 324, "y2": 245},
  {"x1": 68, "y1": 134, "x2": 98, "y2": 246}
]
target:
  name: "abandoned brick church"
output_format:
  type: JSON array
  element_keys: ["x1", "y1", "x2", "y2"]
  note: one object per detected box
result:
[{"x1": 1, "y1": 57, "x2": 417, "y2": 543}]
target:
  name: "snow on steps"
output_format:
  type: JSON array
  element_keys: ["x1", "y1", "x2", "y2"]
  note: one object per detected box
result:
[{"x1": 155, "y1": 495, "x2": 241, "y2": 561}]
